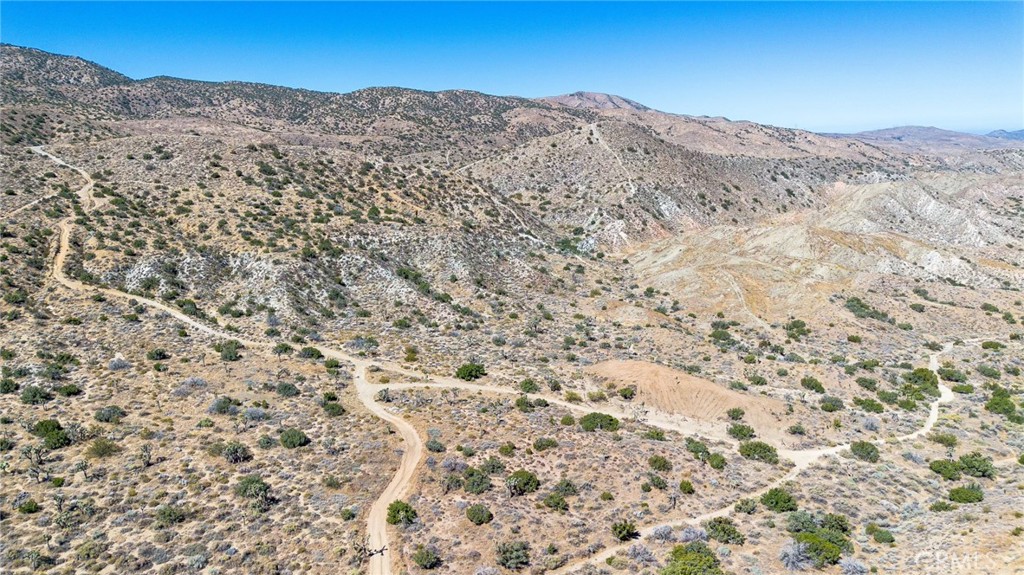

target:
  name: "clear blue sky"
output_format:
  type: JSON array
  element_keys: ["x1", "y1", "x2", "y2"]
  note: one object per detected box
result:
[{"x1": 2, "y1": 2, "x2": 1021, "y2": 133}]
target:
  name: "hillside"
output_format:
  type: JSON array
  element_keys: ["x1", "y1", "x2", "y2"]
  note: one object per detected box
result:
[{"x1": 1, "y1": 44, "x2": 1022, "y2": 575}]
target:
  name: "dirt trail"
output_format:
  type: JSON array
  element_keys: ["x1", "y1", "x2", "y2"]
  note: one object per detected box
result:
[
  {"x1": 551, "y1": 344, "x2": 961, "y2": 573},
  {"x1": 30, "y1": 146, "x2": 993, "y2": 575}
]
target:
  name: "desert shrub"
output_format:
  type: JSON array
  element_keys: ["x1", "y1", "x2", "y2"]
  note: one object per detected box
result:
[
  {"x1": 948, "y1": 483, "x2": 984, "y2": 503},
  {"x1": 506, "y1": 469, "x2": 540, "y2": 496},
  {"x1": 786, "y1": 511, "x2": 818, "y2": 533},
  {"x1": 18, "y1": 499, "x2": 40, "y2": 514},
  {"x1": 297, "y1": 346, "x2": 323, "y2": 359},
  {"x1": 579, "y1": 412, "x2": 619, "y2": 432},
  {"x1": 56, "y1": 384, "x2": 81, "y2": 397},
  {"x1": 0, "y1": 378, "x2": 18, "y2": 394},
  {"x1": 94, "y1": 405, "x2": 127, "y2": 423},
  {"x1": 726, "y1": 408, "x2": 745, "y2": 421},
  {"x1": 930, "y1": 500, "x2": 956, "y2": 512},
  {"x1": 480, "y1": 456, "x2": 506, "y2": 475},
  {"x1": 323, "y1": 402, "x2": 345, "y2": 417},
  {"x1": 466, "y1": 503, "x2": 493, "y2": 525},
  {"x1": 214, "y1": 339, "x2": 243, "y2": 361},
  {"x1": 412, "y1": 546, "x2": 441, "y2": 569},
  {"x1": 976, "y1": 365, "x2": 1001, "y2": 379},
  {"x1": 801, "y1": 376, "x2": 825, "y2": 393},
  {"x1": 544, "y1": 492, "x2": 568, "y2": 511},
  {"x1": 727, "y1": 423, "x2": 755, "y2": 440},
  {"x1": 707, "y1": 453, "x2": 727, "y2": 470},
  {"x1": 679, "y1": 480, "x2": 695, "y2": 495},
  {"x1": 155, "y1": 505, "x2": 187, "y2": 527},
  {"x1": 518, "y1": 378, "x2": 540, "y2": 393},
  {"x1": 209, "y1": 396, "x2": 239, "y2": 415},
  {"x1": 462, "y1": 468, "x2": 491, "y2": 494},
  {"x1": 257, "y1": 435, "x2": 276, "y2": 449},
  {"x1": 866, "y1": 524, "x2": 895, "y2": 544},
  {"x1": 426, "y1": 438, "x2": 446, "y2": 452},
  {"x1": 855, "y1": 377, "x2": 877, "y2": 390},
  {"x1": 612, "y1": 519, "x2": 640, "y2": 541},
  {"x1": 951, "y1": 383, "x2": 974, "y2": 394},
  {"x1": 705, "y1": 517, "x2": 744, "y2": 544},
  {"x1": 853, "y1": 397, "x2": 884, "y2": 413},
  {"x1": 280, "y1": 428, "x2": 309, "y2": 448},
  {"x1": 495, "y1": 541, "x2": 531, "y2": 570},
  {"x1": 739, "y1": 441, "x2": 779, "y2": 464},
  {"x1": 386, "y1": 500, "x2": 417, "y2": 525},
  {"x1": 849, "y1": 441, "x2": 880, "y2": 463},
  {"x1": 455, "y1": 363, "x2": 486, "y2": 381},
  {"x1": 929, "y1": 459, "x2": 961, "y2": 481},
  {"x1": 820, "y1": 395, "x2": 845, "y2": 412},
  {"x1": 275, "y1": 382, "x2": 300, "y2": 397},
  {"x1": 560, "y1": 415, "x2": 575, "y2": 426},
  {"x1": 648, "y1": 455, "x2": 672, "y2": 472},
  {"x1": 618, "y1": 386, "x2": 636, "y2": 400},
  {"x1": 146, "y1": 348, "x2": 171, "y2": 361},
  {"x1": 20, "y1": 385, "x2": 52, "y2": 405},
  {"x1": 663, "y1": 541, "x2": 723, "y2": 575},
  {"x1": 223, "y1": 441, "x2": 253, "y2": 463},
  {"x1": 958, "y1": 452, "x2": 995, "y2": 478},
  {"x1": 794, "y1": 531, "x2": 842, "y2": 566},
  {"x1": 937, "y1": 367, "x2": 967, "y2": 382},
  {"x1": 86, "y1": 438, "x2": 121, "y2": 458},
  {"x1": 779, "y1": 540, "x2": 812, "y2": 571},
  {"x1": 761, "y1": 488, "x2": 798, "y2": 512},
  {"x1": 235, "y1": 475, "x2": 272, "y2": 510}
]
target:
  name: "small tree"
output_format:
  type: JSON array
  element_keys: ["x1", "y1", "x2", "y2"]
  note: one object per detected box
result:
[
  {"x1": 455, "y1": 363, "x2": 486, "y2": 381},
  {"x1": 506, "y1": 469, "x2": 540, "y2": 496},
  {"x1": 466, "y1": 503, "x2": 493, "y2": 525},
  {"x1": 386, "y1": 500, "x2": 417, "y2": 525}
]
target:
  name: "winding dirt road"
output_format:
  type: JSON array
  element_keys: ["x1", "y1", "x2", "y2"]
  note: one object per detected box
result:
[{"x1": 29, "y1": 146, "x2": 983, "y2": 575}]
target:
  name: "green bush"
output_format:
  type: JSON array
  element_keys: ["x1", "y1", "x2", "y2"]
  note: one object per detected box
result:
[
  {"x1": 579, "y1": 412, "x2": 619, "y2": 432},
  {"x1": 275, "y1": 382, "x2": 300, "y2": 397},
  {"x1": 929, "y1": 459, "x2": 962, "y2": 481},
  {"x1": 280, "y1": 428, "x2": 309, "y2": 448},
  {"x1": 850, "y1": 441, "x2": 880, "y2": 463},
  {"x1": 679, "y1": 479, "x2": 695, "y2": 495},
  {"x1": 18, "y1": 499, "x2": 40, "y2": 514},
  {"x1": 948, "y1": 483, "x2": 984, "y2": 503},
  {"x1": 705, "y1": 516, "x2": 745, "y2": 544},
  {"x1": 543, "y1": 492, "x2": 568, "y2": 511},
  {"x1": 727, "y1": 423, "x2": 755, "y2": 440},
  {"x1": 739, "y1": 441, "x2": 779, "y2": 464},
  {"x1": 854, "y1": 397, "x2": 884, "y2": 413},
  {"x1": 800, "y1": 376, "x2": 825, "y2": 393},
  {"x1": 455, "y1": 363, "x2": 486, "y2": 381},
  {"x1": 726, "y1": 407, "x2": 745, "y2": 420},
  {"x1": 20, "y1": 385, "x2": 52, "y2": 405},
  {"x1": 386, "y1": 500, "x2": 417, "y2": 525},
  {"x1": 323, "y1": 402, "x2": 345, "y2": 417},
  {"x1": 466, "y1": 503, "x2": 493, "y2": 525},
  {"x1": 648, "y1": 455, "x2": 672, "y2": 472},
  {"x1": 533, "y1": 437, "x2": 558, "y2": 452},
  {"x1": 611, "y1": 519, "x2": 639, "y2": 541},
  {"x1": 56, "y1": 384, "x2": 81, "y2": 397},
  {"x1": 223, "y1": 441, "x2": 253, "y2": 463},
  {"x1": 94, "y1": 405, "x2": 127, "y2": 423},
  {"x1": 155, "y1": 504, "x2": 187, "y2": 527},
  {"x1": 85, "y1": 438, "x2": 121, "y2": 458},
  {"x1": 761, "y1": 488, "x2": 798, "y2": 512},
  {"x1": 794, "y1": 531, "x2": 842, "y2": 566},
  {"x1": 707, "y1": 453, "x2": 727, "y2": 470},
  {"x1": 519, "y1": 378, "x2": 540, "y2": 393},
  {"x1": 495, "y1": 541, "x2": 530, "y2": 570},
  {"x1": 664, "y1": 542, "x2": 724, "y2": 575},
  {"x1": 958, "y1": 452, "x2": 995, "y2": 478},
  {"x1": 411, "y1": 546, "x2": 441, "y2": 569},
  {"x1": 506, "y1": 469, "x2": 540, "y2": 496},
  {"x1": 820, "y1": 395, "x2": 845, "y2": 412}
]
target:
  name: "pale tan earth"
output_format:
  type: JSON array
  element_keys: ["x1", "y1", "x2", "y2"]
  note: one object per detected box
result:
[{"x1": 1, "y1": 45, "x2": 1023, "y2": 575}]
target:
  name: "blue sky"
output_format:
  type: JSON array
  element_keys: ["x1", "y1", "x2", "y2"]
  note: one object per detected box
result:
[{"x1": 2, "y1": 2, "x2": 1021, "y2": 133}]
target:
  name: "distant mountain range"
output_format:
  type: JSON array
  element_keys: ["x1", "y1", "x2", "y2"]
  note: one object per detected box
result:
[{"x1": 987, "y1": 129, "x2": 1024, "y2": 141}]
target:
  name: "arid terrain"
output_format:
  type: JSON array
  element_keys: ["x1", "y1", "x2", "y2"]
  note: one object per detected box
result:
[{"x1": 1, "y1": 44, "x2": 1022, "y2": 575}]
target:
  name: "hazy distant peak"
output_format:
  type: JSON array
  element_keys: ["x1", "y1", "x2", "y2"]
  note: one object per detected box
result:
[
  {"x1": 538, "y1": 91, "x2": 650, "y2": 111},
  {"x1": 987, "y1": 129, "x2": 1024, "y2": 141}
]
